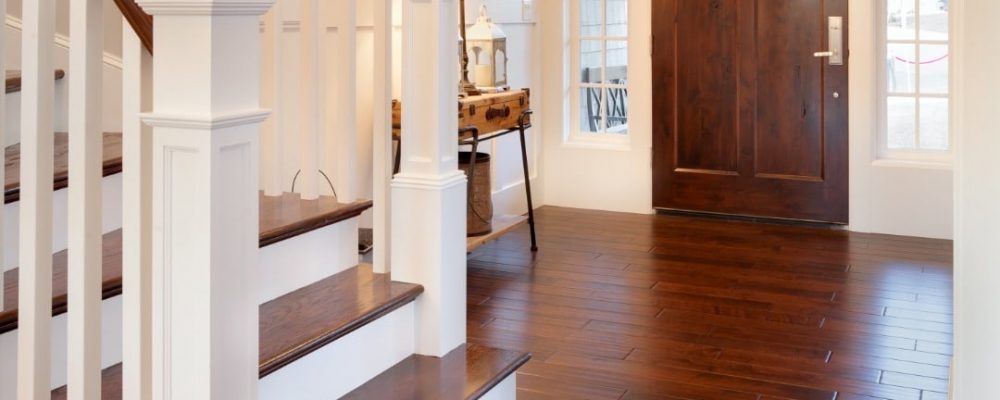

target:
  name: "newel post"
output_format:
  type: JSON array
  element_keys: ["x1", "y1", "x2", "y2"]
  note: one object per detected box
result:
[
  {"x1": 134, "y1": 0, "x2": 273, "y2": 399},
  {"x1": 392, "y1": 0, "x2": 467, "y2": 357}
]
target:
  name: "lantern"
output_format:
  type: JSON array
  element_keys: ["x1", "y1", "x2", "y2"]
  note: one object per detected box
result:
[{"x1": 466, "y1": 5, "x2": 509, "y2": 92}]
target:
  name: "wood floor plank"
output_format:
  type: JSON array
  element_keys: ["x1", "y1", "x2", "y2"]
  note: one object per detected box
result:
[{"x1": 468, "y1": 206, "x2": 953, "y2": 400}]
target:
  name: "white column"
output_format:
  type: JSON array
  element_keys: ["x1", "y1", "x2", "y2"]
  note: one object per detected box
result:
[
  {"x1": 298, "y1": 0, "x2": 322, "y2": 200},
  {"x1": 0, "y1": 0, "x2": 6, "y2": 311},
  {"x1": 372, "y1": 0, "x2": 392, "y2": 274},
  {"x1": 391, "y1": 0, "x2": 466, "y2": 357},
  {"x1": 328, "y1": 0, "x2": 358, "y2": 202},
  {"x1": 67, "y1": 0, "x2": 105, "y2": 397},
  {"x1": 954, "y1": 1, "x2": 1000, "y2": 398},
  {"x1": 17, "y1": 0, "x2": 56, "y2": 398},
  {"x1": 122, "y1": 22, "x2": 154, "y2": 400},
  {"x1": 136, "y1": 1, "x2": 273, "y2": 399},
  {"x1": 261, "y1": 8, "x2": 284, "y2": 197}
]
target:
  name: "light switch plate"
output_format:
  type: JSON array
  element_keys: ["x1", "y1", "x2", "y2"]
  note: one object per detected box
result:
[{"x1": 522, "y1": 0, "x2": 534, "y2": 22}]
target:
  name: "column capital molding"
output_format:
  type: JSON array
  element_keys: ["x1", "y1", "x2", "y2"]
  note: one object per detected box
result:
[
  {"x1": 136, "y1": 0, "x2": 274, "y2": 16},
  {"x1": 391, "y1": 171, "x2": 467, "y2": 192},
  {"x1": 141, "y1": 110, "x2": 270, "y2": 130}
]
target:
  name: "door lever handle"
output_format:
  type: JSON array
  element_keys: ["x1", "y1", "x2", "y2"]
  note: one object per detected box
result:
[{"x1": 814, "y1": 51, "x2": 835, "y2": 58}]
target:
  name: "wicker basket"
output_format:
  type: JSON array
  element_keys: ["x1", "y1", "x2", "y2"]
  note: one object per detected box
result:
[{"x1": 459, "y1": 152, "x2": 493, "y2": 237}]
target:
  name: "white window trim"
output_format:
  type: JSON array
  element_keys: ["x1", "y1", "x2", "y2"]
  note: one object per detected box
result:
[
  {"x1": 875, "y1": 0, "x2": 953, "y2": 164},
  {"x1": 566, "y1": 0, "x2": 633, "y2": 149}
]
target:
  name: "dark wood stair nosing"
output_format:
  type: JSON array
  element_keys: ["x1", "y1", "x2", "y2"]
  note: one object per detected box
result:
[
  {"x1": 258, "y1": 198, "x2": 373, "y2": 247},
  {"x1": 52, "y1": 343, "x2": 528, "y2": 400},
  {"x1": 258, "y1": 278, "x2": 424, "y2": 377},
  {"x1": 4, "y1": 69, "x2": 66, "y2": 94},
  {"x1": 467, "y1": 349, "x2": 532, "y2": 400},
  {"x1": 3, "y1": 158, "x2": 123, "y2": 204},
  {"x1": 341, "y1": 343, "x2": 532, "y2": 400},
  {"x1": 4, "y1": 132, "x2": 124, "y2": 205}
]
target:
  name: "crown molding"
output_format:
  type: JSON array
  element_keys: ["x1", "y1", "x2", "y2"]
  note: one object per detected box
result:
[{"x1": 136, "y1": 0, "x2": 275, "y2": 16}]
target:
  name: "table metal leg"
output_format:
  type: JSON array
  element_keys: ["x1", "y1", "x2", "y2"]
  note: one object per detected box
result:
[{"x1": 517, "y1": 119, "x2": 538, "y2": 252}]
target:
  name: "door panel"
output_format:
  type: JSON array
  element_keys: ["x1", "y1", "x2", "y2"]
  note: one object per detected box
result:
[
  {"x1": 675, "y1": 1, "x2": 740, "y2": 174},
  {"x1": 755, "y1": 0, "x2": 825, "y2": 179},
  {"x1": 652, "y1": 0, "x2": 849, "y2": 223}
]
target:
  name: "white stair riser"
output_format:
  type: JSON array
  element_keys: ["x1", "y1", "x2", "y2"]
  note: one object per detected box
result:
[
  {"x1": 258, "y1": 303, "x2": 415, "y2": 400},
  {"x1": 258, "y1": 216, "x2": 360, "y2": 304},
  {"x1": 480, "y1": 374, "x2": 517, "y2": 400},
  {"x1": 0, "y1": 296, "x2": 123, "y2": 399},
  {"x1": 2, "y1": 173, "x2": 123, "y2": 271}
]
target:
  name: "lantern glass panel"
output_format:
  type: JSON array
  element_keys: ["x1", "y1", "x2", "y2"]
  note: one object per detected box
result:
[{"x1": 495, "y1": 49, "x2": 507, "y2": 83}]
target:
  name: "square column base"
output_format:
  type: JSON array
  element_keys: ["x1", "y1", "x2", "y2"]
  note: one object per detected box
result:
[{"x1": 390, "y1": 171, "x2": 467, "y2": 357}]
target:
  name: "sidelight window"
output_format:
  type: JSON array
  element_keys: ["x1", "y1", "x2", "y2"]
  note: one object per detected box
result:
[
  {"x1": 879, "y1": 0, "x2": 951, "y2": 161},
  {"x1": 571, "y1": 0, "x2": 629, "y2": 141}
]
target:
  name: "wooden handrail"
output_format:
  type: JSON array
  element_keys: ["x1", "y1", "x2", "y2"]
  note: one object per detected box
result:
[{"x1": 113, "y1": 0, "x2": 153, "y2": 54}]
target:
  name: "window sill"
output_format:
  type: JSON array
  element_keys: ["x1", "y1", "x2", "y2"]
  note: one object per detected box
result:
[
  {"x1": 871, "y1": 158, "x2": 953, "y2": 170},
  {"x1": 562, "y1": 134, "x2": 632, "y2": 152}
]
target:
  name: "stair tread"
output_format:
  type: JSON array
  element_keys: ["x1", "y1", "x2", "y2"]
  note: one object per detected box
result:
[
  {"x1": 50, "y1": 364, "x2": 121, "y2": 400},
  {"x1": 1, "y1": 230, "x2": 123, "y2": 333},
  {"x1": 4, "y1": 132, "x2": 123, "y2": 204},
  {"x1": 50, "y1": 344, "x2": 527, "y2": 400},
  {"x1": 1, "y1": 192, "x2": 373, "y2": 334},
  {"x1": 259, "y1": 192, "x2": 372, "y2": 247},
  {"x1": 4, "y1": 69, "x2": 66, "y2": 94},
  {"x1": 342, "y1": 343, "x2": 531, "y2": 400},
  {"x1": 48, "y1": 265, "x2": 425, "y2": 398},
  {"x1": 259, "y1": 264, "x2": 423, "y2": 376}
]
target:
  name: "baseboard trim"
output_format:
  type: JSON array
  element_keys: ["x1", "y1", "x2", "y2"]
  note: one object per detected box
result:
[{"x1": 655, "y1": 207, "x2": 848, "y2": 229}]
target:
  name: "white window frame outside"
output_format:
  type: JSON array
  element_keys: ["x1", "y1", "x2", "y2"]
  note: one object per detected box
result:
[
  {"x1": 567, "y1": 0, "x2": 632, "y2": 149},
  {"x1": 876, "y1": 0, "x2": 952, "y2": 164}
]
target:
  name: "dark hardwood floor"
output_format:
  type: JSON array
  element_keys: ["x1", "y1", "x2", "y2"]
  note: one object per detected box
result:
[{"x1": 467, "y1": 206, "x2": 952, "y2": 400}]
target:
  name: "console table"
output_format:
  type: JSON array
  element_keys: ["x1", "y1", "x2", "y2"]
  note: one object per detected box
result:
[{"x1": 392, "y1": 90, "x2": 538, "y2": 252}]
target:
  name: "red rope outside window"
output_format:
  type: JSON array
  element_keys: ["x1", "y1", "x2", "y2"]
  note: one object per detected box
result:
[{"x1": 894, "y1": 54, "x2": 949, "y2": 65}]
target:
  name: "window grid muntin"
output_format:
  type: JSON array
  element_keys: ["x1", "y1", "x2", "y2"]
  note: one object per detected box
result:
[
  {"x1": 880, "y1": 0, "x2": 951, "y2": 159},
  {"x1": 575, "y1": 0, "x2": 628, "y2": 135}
]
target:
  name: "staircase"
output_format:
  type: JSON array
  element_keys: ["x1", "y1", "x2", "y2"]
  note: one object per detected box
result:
[{"x1": 0, "y1": 0, "x2": 528, "y2": 399}]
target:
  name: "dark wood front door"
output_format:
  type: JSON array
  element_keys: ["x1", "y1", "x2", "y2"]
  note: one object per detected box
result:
[{"x1": 652, "y1": 0, "x2": 849, "y2": 223}]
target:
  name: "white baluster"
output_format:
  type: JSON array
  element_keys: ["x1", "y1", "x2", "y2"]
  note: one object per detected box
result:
[
  {"x1": 372, "y1": 0, "x2": 393, "y2": 273},
  {"x1": 122, "y1": 20, "x2": 153, "y2": 400},
  {"x1": 299, "y1": 0, "x2": 321, "y2": 199},
  {"x1": 329, "y1": 0, "x2": 357, "y2": 202},
  {"x1": 0, "y1": 0, "x2": 6, "y2": 311},
  {"x1": 261, "y1": 8, "x2": 284, "y2": 197},
  {"x1": 17, "y1": 0, "x2": 56, "y2": 398},
  {"x1": 67, "y1": 0, "x2": 105, "y2": 397}
]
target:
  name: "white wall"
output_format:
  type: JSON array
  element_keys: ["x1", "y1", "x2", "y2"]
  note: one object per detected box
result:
[
  {"x1": 953, "y1": 0, "x2": 1000, "y2": 398},
  {"x1": 848, "y1": 0, "x2": 953, "y2": 240},
  {"x1": 538, "y1": 0, "x2": 653, "y2": 215}
]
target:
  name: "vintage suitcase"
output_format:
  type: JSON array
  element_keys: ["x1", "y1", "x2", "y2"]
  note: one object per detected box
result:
[{"x1": 392, "y1": 89, "x2": 530, "y2": 140}]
